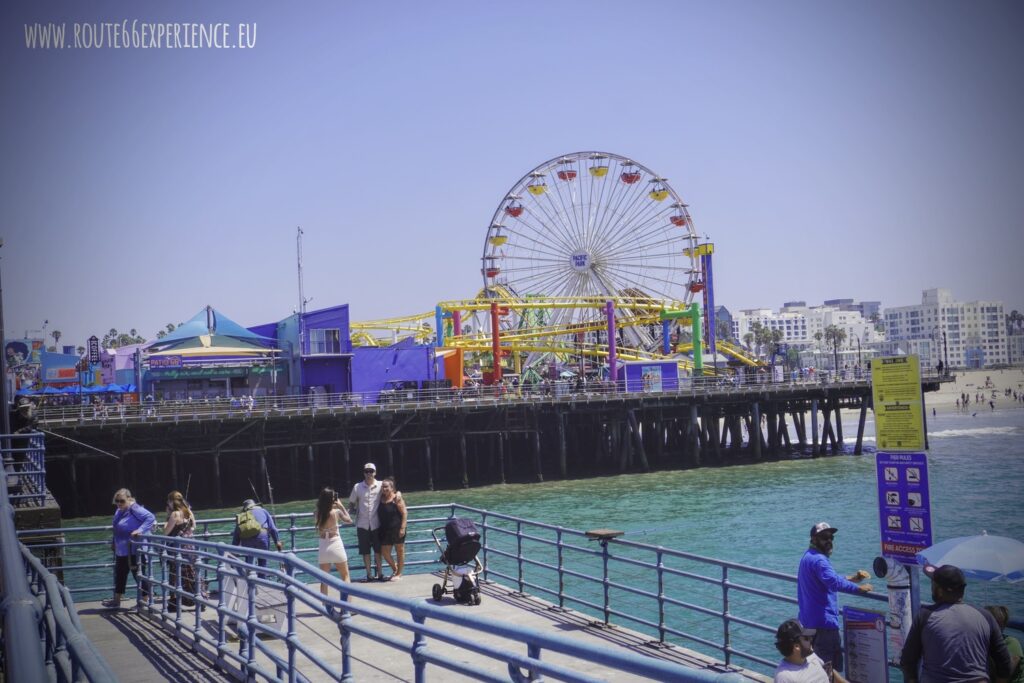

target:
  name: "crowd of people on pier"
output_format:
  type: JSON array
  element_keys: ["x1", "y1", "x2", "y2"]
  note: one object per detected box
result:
[
  {"x1": 100, "y1": 462, "x2": 409, "y2": 612},
  {"x1": 95, "y1": 487, "x2": 1020, "y2": 681}
]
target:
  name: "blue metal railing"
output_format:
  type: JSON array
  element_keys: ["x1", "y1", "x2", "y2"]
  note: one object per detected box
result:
[
  {"x1": 130, "y1": 533, "x2": 742, "y2": 682},
  {"x1": 3, "y1": 431, "x2": 47, "y2": 507},
  {"x1": 442, "y1": 504, "x2": 889, "y2": 672},
  {"x1": 1, "y1": 433, "x2": 116, "y2": 682},
  {"x1": 25, "y1": 503, "x2": 886, "y2": 678}
]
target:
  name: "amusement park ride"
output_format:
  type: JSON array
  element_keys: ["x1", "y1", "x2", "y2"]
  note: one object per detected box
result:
[{"x1": 350, "y1": 151, "x2": 763, "y2": 383}]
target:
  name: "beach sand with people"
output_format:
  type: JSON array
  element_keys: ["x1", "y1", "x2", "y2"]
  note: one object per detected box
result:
[{"x1": 927, "y1": 367, "x2": 1024, "y2": 415}]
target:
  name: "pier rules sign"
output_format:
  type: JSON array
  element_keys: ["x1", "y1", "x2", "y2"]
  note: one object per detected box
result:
[
  {"x1": 876, "y1": 451, "x2": 932, "y2": 563},
  {"x1": 871, "y1": 355, "x2": 925, "y2": 451}
]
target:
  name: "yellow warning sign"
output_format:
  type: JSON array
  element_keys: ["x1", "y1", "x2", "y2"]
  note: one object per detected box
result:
[{"x1": 871, "y1": 356, "x2": 925, "y2": 451}]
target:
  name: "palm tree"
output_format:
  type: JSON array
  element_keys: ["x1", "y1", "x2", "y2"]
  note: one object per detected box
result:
[
  {"x1": 51, "y1": 330, "x2": 62, "y2": 349},
  {"x1": 824, "y1": 325, "x2": 847, "y2": 372},
  {"x1": 768, "y1": 328, "x2": 784, "y2": 367},
  {"x1": 743, "y1": 332, "x2": 754, "y2": 350}
]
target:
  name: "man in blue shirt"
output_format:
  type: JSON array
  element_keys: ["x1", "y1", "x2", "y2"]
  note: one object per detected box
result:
[{"x1": 797, "y1": 522, "x2": 872, "y2": 675}]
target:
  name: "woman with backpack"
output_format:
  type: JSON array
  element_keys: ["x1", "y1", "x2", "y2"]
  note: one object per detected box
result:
[
  {"x1": 103, "y1": 488, "x2": 156, "y2": 609},
  {"x1": 315, "y1": 487, "x2": 352, "y2": 596}
]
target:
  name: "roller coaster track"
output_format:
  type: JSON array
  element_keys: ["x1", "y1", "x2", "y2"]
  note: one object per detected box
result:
[{"x1": 347, "y1": 295, "x2": 719, "y2": 372}]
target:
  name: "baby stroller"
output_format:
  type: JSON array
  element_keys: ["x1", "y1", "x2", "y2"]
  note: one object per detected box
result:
[{"x1": 431, "y1": 517, "x2": 483, "y2": 605}]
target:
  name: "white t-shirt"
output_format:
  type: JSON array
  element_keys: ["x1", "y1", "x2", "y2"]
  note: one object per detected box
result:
[
  {"x1": 774, "y1": 653, "x2": 830, "y2": 683},
  {"x1": 349, "y1": 480, "x2": 382, "y2": 530}
]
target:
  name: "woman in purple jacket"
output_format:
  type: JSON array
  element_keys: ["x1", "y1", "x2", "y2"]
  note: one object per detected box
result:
[{"x1": 102, "y1": 488, "x2": 156, "y2": 608}]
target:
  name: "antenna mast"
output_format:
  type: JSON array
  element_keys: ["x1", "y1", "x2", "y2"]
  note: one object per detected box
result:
[{"x1": 297, "y1": 227, "x2": 306, "y2": 355}]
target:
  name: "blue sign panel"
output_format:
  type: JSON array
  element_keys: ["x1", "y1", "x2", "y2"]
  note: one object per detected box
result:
[{"x1": 876, "y1": 452, "x2": 932, "y2": 563}]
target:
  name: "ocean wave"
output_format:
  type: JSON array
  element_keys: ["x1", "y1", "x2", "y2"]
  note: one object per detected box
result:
[{"x1": 928, "y1": 426, "x2": 1022, "y2": 438}]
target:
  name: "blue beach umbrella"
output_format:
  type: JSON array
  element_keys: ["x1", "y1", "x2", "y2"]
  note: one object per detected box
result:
[{"x1": 916, "y1": 531, "x2": 1024, "y2": 583}]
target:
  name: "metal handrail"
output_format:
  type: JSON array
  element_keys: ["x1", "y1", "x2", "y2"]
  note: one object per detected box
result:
[
  {"x1": 28, "y1": 370, "x2": 916, "y2": 428},
  {"x1": 133, "y1": 533, "x2": 743, "y2": 682},
  {"x1": 1, "y1": 433, "x2": 115, "y2": 682},
  {"x1": 2, "y1": 432, "x2": 46, "y2": 507},
  {"x1": 444, "y1": 504, "x2": 890, "y2": 672}
]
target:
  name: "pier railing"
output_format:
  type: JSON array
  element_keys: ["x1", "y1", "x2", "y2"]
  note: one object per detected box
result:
[
  {"x1": 2, "y1": 431, "x2": 47, "y2": 507},
  {"x1": 1, "y1": 434, "x2": 116, "y2": 683},
  {"x1": 125, "y1": 534, "x2": 741, "y2": 682},
  {"x1": 24, "y1": 502, "x2": 896, "y2": 678},
  {"x1": 27, "y1": 369, "x2": 923, "y2": 428},
  {"x1": 442, "y1": 504, "x2": 889, "y2": 672}
]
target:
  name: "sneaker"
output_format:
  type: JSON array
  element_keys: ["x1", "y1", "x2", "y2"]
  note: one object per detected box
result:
[
  {"x1": 359, "y1": 576, "x2": 373, "y2": 583},
  {"x1": 101, "y1": 598, "x2": 121, "y2": 609},
  {"x1": 378, "y1": 575, "x2": 391, "y2": 582}
]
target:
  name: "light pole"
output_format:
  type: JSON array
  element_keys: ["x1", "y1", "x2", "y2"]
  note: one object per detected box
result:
[
  {"x1": 942, "y1": 330, "x2": 949, "y2": 375},
  {"x1": 0, "y1": 238, "x2": 9, "y2": 438}
]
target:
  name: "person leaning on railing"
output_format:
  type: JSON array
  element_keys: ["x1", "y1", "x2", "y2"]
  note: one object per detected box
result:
[{"x1": 103, "y1": 488, "x2": 155, "y2": 609}]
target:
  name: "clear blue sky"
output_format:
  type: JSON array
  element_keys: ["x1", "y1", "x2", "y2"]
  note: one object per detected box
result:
[{"x1": 2, "y1": 1, "x2": 1022, "y2": 347}]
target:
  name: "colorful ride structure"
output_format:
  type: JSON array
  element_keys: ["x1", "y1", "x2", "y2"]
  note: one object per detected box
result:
[{"x1": 350, "y1": 152, "x2": 761, "y2": 383}]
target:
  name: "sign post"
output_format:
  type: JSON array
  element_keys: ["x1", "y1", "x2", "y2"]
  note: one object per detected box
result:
[{"x1": 871, "y1": 355, "x2": 930, "y2": 669}]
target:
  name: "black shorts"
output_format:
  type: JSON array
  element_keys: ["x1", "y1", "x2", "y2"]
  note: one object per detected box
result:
[{"x1": 357, "y1": 527, "x2": 381, "y2": 556}]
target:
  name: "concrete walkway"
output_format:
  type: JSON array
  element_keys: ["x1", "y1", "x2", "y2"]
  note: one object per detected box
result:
[{"x1": 77, "y1": 573, "x2": 770, "y2": 682}]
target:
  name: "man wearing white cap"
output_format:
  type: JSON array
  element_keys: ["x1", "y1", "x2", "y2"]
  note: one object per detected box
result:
[
  {"x1": 349, "y1": 463, "x2": 383, "y2": 582},
  {"x1": 797, "y1": 522, "x2": 872, "y2": 675}
]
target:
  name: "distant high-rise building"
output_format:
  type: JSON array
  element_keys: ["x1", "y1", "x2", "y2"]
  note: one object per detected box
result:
[{"x1": 883, "y1": 288, "x2": 1007, "y2": 369}]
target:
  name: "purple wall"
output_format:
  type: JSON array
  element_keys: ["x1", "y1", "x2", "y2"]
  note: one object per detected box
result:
[
  {"x1": 351, "y1": 344, "x2": 443, "y2": 399},
  {"x1": 301, "y1": 356, "x2": 351, "y2": 394}
]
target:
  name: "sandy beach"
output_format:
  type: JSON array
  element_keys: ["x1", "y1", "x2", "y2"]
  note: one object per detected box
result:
[{"x1": 926, "y1": 367, "x2": 1024, "y2": 415}]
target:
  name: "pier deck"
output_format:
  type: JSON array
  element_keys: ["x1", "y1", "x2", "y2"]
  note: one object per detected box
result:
[{"x1": 76, "y1": 573, "x2": 770, "y2": 682}]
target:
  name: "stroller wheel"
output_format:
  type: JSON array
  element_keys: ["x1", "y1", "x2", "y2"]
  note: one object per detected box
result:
[
  {"x1": 432, "y1": 584, "x2": 444, "y2": 602},
  {"x1": 472, "y1": 593, "x2": 481, "y2": 606}
]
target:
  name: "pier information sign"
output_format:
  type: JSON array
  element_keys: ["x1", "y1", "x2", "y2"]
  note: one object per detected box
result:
[
  {"x1": 871, "y1": 355, "x2": 925, "y2": 451},
  {"x1": 843, "y1": 606, "x2": 889, "y2": 683},
  {"x1": 876, "y1": 451, "x2": 932, "y2": 563}
]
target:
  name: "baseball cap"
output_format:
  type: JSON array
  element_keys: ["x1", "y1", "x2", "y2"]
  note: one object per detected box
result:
[
  {"x1": 811, "y1": 522, "x2": 838, "y2": 537},
  {"x1": 923, "y1": 564, "x2": 966, "y2": 590},
  {"x1": 776, "y1": 619, "x2": 815, "y2": 645},
  {"x1": 363, "y1": 462, "x2": 376, "y2": 472},
  {"x1": 241, "y1": 499, "x2": 257, "y2": 511}
]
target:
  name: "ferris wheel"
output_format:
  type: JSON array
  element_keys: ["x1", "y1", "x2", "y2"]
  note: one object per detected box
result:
[{"x1": 481, "y1": 152, "x2": 703, "y2": 343}]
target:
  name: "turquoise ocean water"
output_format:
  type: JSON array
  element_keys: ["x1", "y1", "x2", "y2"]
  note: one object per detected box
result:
[{"x1": 60, "y1": 407, "x2": 1024, "y2": 675}]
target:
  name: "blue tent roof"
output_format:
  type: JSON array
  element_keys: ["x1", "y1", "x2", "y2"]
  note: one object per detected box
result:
[{"x1": 146, "y1": 305, "x2": 272, "y2": 349}]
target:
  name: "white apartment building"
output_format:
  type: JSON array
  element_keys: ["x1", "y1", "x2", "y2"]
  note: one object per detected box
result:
[
  {"x1": 883, "y1": 288, "x2": 1007, "y2": 369},
  {"x1": 732, "y1": 301, "x2": 880, "y2": 357}
]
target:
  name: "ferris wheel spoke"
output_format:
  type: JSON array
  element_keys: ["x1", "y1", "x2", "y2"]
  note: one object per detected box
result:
[
  {"x1": 547, "y1": 167, "x2": 587, "y2": 246},
  {"x1": 598, "y1": 262, "x2": 686, "y2": 300},
  {"x1": 598, "y1": 212, "x2": 680, "y2": 262},
  {"x1": 512, "y1": 209, "x2": 578, "y2": 256},
  {"x1": 511, "y1": 265, "x2": 574, "y2": 296},
  {"x1": 589, "y1": 164, "x2": 657, "y2": 246},
  {"x1": 595, "y1": 198, "x2": 672, "y2": 258},
  {"x1": 588, "y1": 168, "x2": 647, "y2": 251}
]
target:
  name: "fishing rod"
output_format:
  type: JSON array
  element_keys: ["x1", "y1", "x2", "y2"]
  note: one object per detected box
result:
[
  {"x1": 265, "y1": 465, "x2": 276, "y2": 514},
  {"x1": 247, "y1": 478, "x2": 261, "y2": 505},
  {"x1": 183, "y1": 473, "x2": 192, "y2": 506},
  {"x1": 36, "y1": 428, "x2": 119, "y2": 459}
]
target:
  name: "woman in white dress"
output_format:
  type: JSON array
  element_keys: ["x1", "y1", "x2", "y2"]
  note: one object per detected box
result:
[{"x1": 315, "y1": 487, "x2": 352, "y2": 596}]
